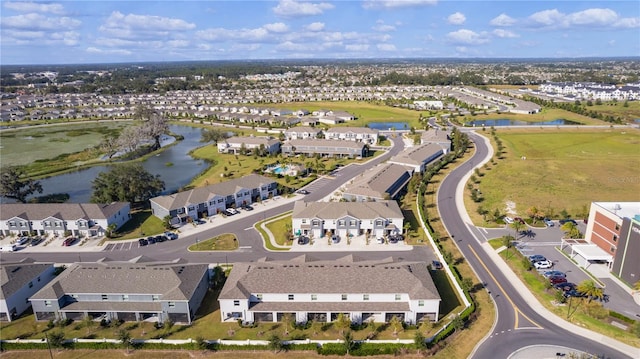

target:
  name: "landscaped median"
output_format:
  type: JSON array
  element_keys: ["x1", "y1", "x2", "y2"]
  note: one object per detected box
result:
[
  {"x1": 254, "y1": 211, "x2": 293, "y2": 251},
  {"x1": 187, "y1": 233, "x2": 239, "y2": 251}
]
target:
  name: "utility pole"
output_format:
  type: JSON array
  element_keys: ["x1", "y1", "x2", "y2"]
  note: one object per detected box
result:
[{"x1": 44, "y1": 332, "x2": 54, "y2": 359}]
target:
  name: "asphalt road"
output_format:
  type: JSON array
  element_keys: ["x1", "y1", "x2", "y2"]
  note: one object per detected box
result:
[{"x1": 437, "y1": 132, "x2": 633, "y2": 359}]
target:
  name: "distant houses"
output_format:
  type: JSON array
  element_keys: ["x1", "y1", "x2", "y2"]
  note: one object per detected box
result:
[
  {"x1": 282, "y1": 139, "x2": 367, "y2": 158},
  {"x1": 217, "y1": 136, "x2": 280, "y2": 155},
  {"x1": 325, "y1": 127, "x2": 379, "y2": 145},
  {"x1": 150, "y1": 174, "x2": 278, "y2": 224},
  {"x1": 0, "y1": 202, "x2": 131, "y2": 238}
]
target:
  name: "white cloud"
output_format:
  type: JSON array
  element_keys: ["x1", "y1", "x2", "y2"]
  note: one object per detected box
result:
[
  {"x1": 526, "y1": 7, "x2": 638, "y2": 29},
  {"x1": 446, "y1": 29, "x2": 489, "y2": 45},
  {"x1": 492, "y1": 29, "x2": 518, "y2": 38},
  {"x1": 447, "y1": 12, "x2": 466, "y2": 25},
  {"x1": 276, "y1": 41, "x2": 308, "y2": 51},
  {"x1": 2, "y1": 13, "x2": 80, "y2": 31},
  {"x1": 230, "y1": 43, "x2": 261, "y2": 52},
  {"x1": 613, "y1": 17, "x2": 640, "y2": 28},
  {"x1": 346, "y1": 44, "x2": 369, "y2": 51},
  {"x1": 49, "y1": 31, "x2": 79, "y2": 45},
  {"x1": 196, "y1": 27, "x2": 271, "y2": 42},
  {"x1": 490, "y1": 13, "x2": 516, "y2": 27},
  {"x1": 167, "y1": 40, "x2": 190, "y2": 48},
  {"x1": 99, "y1": 11, "x2": 195, "y2": 39},
  {"x1": 305, "y1": 22, "x2": 325, "y2": 31},
  {"x1": 86, "y1": 47, "x2": 132, "y2": 55},
  {"x1": 566, "y1": 8, "x2": 617, "y2": 26},
  {"x1": 377, "y1": 43, "x2": 397, "y2": 51},
  {"x1": 264, "y1": 22, "x2": 290, "y2": 33},
  {"x1": 363, "y1": 0, "x2": 438, "y2": 9},
  {"x1": 373, "y1": 21, "x2": 396, "y2": 32},
  {"x1": 273, "y1": 0, "x2": 334, "y2": 16},
  {"x1": 3, "y1": 1, "x2": 65, "y2": 14}
]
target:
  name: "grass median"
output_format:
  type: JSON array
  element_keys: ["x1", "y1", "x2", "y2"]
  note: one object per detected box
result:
[{"x1": 188, "y1": 233, "x2": 239, "y2": 251}]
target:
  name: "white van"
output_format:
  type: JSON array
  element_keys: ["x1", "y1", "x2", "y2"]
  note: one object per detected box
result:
[{"x1": 1, "y1": 244, "x2": 17, "y2": 252}]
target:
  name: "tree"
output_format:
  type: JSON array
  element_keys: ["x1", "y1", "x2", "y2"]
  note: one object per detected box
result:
[
  {"x1": 117, "y1": 328, "x2": 132, "y2": 351},
  {"x1": 502, "y1": 235, "x2": 516, "y2": 259},
  {"x1": 48, "y1": 331, "x2": 65, "y2": 348},
  {"x1": 451, "y1": 314, "x2": 464, "y2": 332},
  {"x1": 116, "y1": 125, "x2": 140, "y2": 153},
  {"x1": 526, "y1": 206, "x2": 545, "y2": 224},
  {"x1": 577, "y1": 280, "x2": 604, "y2": 303},
  {"x1": 91, "y1": 164, "x2": 165, "y2": 203},
  {"x1": 0, "y1": 167, "x2": 43, "y2": 203},
  {"x1": 342, "y1": 330, "x2": 356, "y2": 355},
  {"x1": 200, "y1": 128, "x2": 229, "y2": 143},
  {"x1": 510, "y1": 221, "x2": 525, "y2": 239},
  {"x1": 267, "y1": 334, "x2": 284, "y2": 353},
  {"x1": 388, "y1": 315, "x2": 403, "y2": 336},
  {"x1": 335, "y1": 313, "x2": 351, "y2": 335},
  {"x1": 561, "y1": 221, "x2": 582, "y2": 239},
  {"x1": 135, "y1": 106, "x2": 168, "y2": 150},
  {"x1": 414, "y1": 331, "x2": 427, "y2": 349}
]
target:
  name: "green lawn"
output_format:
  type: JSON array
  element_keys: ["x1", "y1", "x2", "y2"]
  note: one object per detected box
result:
[
  {"x1": 466, "y1": 129, "x2": 640, "y2": 223},
  {"x1": 265, "y1": 214, "x2": 293, "y2": 246},
  {"x1": 188, "y1": 233, "x2": 239, "y2": 251},
  {"x1": 461, "y1": 108, "x2": 611, "y2": 126},
  {"x1": 110, "y1": 211, "x2": 166, "y2": 240}
]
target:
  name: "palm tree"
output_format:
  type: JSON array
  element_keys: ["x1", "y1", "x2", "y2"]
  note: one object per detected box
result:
[
  {"x1": 389, "y1": 315, "x2": 403, "y2": 336},
  {"x1": 560, "y1": 222, "x2": 582, "y2": 239},
  {"x1": 510, "y1": 221, "x2": 525, "y2": 239},
  {"x1": 577, "y1": 280, "x2": 604, "y2": 303},
  {"x1": 335, "y1": 313, "x2": 351, "y2": 335}
]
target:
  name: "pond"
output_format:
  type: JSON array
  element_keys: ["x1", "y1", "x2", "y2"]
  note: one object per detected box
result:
[
  {"x1": 465, "y1": 119, "x2": 581, "y2": 127},
  {"x1": 5, "y1": 125, "x2": 209, "y2": 203},
  {"x1": 367, "y1": 122, "x2": 411, "y2": 131}
]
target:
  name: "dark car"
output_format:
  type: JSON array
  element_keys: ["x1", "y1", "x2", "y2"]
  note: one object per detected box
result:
[
  {"x1": 155, "y1": 235, "x2": 167, "y2": 243},
  {"x1": 554, "y1": 282, "x2": 576, "y2": 291},
  {"x1": 242, "y1": 205, "x2": 254, "y2": 211},
  {"x1": 529, "y1": 254, "x2": 546, "y2": 263},
  {"x1": 147, "y1": 236, "x2": 156, "y2": 244},
  {"x1": 559, "y1": 219, "x2": 578, "y2": 226},
  {"x1": 62, "y1": 237, "x2": 76, "y2": 246},
  {"x1": 564, "y1": 289, "x2": 586, "y2": 298},
  {"x1": 432, "y1": 260, "x2": 443, "y2": 270},
  {"x1": 297, "y1": 189, "x2": 310, "y2": 195},
  {"x1": 297, "y1": 236, "x2": 309, "y2": 245},
  {"x1": 138, "y1": 238, "x2": 148, "y2": 246},
  {"x1": 543, "y1": 270, "x2": 566, "y2": 278},
  {"x1": 549, "y1": 275, "x2": 568, "y2": 284}
]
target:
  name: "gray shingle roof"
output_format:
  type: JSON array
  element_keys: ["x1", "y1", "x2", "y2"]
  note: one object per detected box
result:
[
  {"x1": 342, "y1": 163, "x2": 412, "y2": 199},
  {"x1": 0, "y1": 202, "x2": 129, "y2": 221},
  {"x1": 224, "y1": 136, "x2": 279, "y2": 146},
  {"x1": 250, "y1": 301, "x2": 410, "y2": 312},
  {"x1": 30, "y1": 261, "x2": 208, "y2": 301},
  {"x1": 220, "y1": 259, "x2": 440, "y2": 301},
  {"x1": 292, "y1": 200, "x2": 403, "y2": 220},
  {"x1": 390, "y1": 143, "x2": 444, "y2": 166},
  {"x1": 0, "y1": 259, "x2": 53, "y2": 299},
  {"x1": 326, "y1": 126, "x2": 378, "y2": 135},
  {"x1": 284, "y1": 138, "x2": 365, "y2": 150},
  {"x1": 150, "y1": 174, "x2": 275, "y2": 211}
]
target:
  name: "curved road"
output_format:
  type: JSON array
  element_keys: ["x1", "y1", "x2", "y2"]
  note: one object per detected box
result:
[{"x1": 437, "y1": 131, "x2": 634, "y2": 359}]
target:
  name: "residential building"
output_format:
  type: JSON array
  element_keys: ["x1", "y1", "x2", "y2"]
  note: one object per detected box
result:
[
  {"x1": 150, "y1": 174, "x2": 278, "y2": 223},
  {"x1": 217, "y1": 136, "x2": 280, "y2": 155},
  {"x1": 283, "y1": 126, "x2": 321, "y2": 141},
  {"x1": 0, "y1": 202, "x2": 131, "y2": 237},
  {"x1": 292, "y1": 200, "x2": 403, "y2": 240},
  {"x1": 219, "y1": 256, "x2": 441, "y2": 325},
  {"x1": 388, "y1": 143, "x2": 444, "y2": 173},
  {"x1": 282, "y1": 139, "x2": 366, "y2": 158},
  {"x1": 420, "y1": 129, "x2": 451, "y2": 153},
  {"x1": 341, "y1": 163, "x2": 412, "y2": 202},
  {"x1": 29, "y1": 259, "x2": 210, "y2": 324},
  {"x1": 1, "y1": 259, "x2": 56, "y2": 321},
  {"x1": 583, "y1": 202, "x2": 640, "y2": 285},
  {"x1": 325, "y1": 127, "x2": 379, "y2": 145}
]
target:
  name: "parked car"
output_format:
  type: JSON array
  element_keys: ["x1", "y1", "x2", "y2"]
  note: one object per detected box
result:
[
  {"x1": 564, "y1": 289, "x2": 587, "y2": 298},
  {"x1": 376, "y1": 237, "x2": 384, "y2": 244},
  {"x1": 389, "y1": 237, "x2": 398, "y2": 244},
  {"x1": 543, "y1": 270, "x2": 565, "y2": 278},
  {"x1": 242, "y1": 204, "x2": 254, "y2": 211},
  {"x1": 29, "y1": 237, "x2": 42, "y2": 246},
  {"x1": 390, "y1": 234, "x2": 404, "y2": 241},
  {"x1": 554, "y1": 282, "x2": 576, "y2": 291},
  {"x1": 432, "y1": 260, "x2": 444, "y2": 270},
  {"x1": 543, "y1": 218, "x2": 555, "y2": 227},
  {"x1": 331, "y1": 235, "x2": 340, "y2": 244},
  {"x1": 297, "y1": 236, "x2": 309, "y2": 245},
  {"x1": 549, "y1": 275, "x2": 568, "y2": 284},
  {"x1": 164, "y1": 232, "x2": 178, "y2": 240},
  {"x1": 155, "y1": 235, "x2": 167, "y2": 243},
  {"x1": 514, "y1": 217, "x2": 526, "y2": 224},
  {"x1": 225, "y1": 208, "x2": 239, "y2": 216},
  {"x1": 147, "y1": 236, "x2": 156, "y2": 244},
  {"x1": 297, "y1": 189, "x2": 310, "y2": 195},
  {"x1": 138, "y1": 238, "x2": 148, "y2": 246},
  {"x1": 534, "y1": 260, "x2": 553, "y2": 269},
  {"x1": 17, "y1": 237, "x2": 30, "y2": 245},
  {"x1": 559, "y1": 219, "x2": 578, "y2": 226},
  {"x1": 529, "y1": 254, "x2": 546, "y2": 263},
  {"x1": 503, "y1": 216, "x2": 514, "y2": 224},
  {"x1": 62, "y1": 237, "x2": 76, "y2": 246}
]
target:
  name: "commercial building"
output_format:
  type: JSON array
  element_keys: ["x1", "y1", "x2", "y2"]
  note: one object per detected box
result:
[
  {"x1": 150, "y1": 174, "x2": 277, "y2": 224},
  {"x1": 219, "y1": 257, "x2": 441, "y2": 325},
  {"x1": 584, "y1": 202, "x2": 640, "y2": 285},
  {"x1": 30, "y1": 259, "x2": 209, "y2": 324},
  {"x1": 1, "y1": 259, "x2": 56, "y2": 321},
  {"x1": 0, "y1": 202, "x2": 131, "y2": 237},
  {"x1": 291, "y1": 200, "x2": 403, "y2": 240}
]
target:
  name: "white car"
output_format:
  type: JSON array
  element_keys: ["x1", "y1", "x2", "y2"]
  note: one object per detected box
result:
[
  {"x1": 534, "y1": 260, "x2": 553, "y2": 269},
  {"x1": 503, "y1": 216, "x2": 514, "y2": 224}
]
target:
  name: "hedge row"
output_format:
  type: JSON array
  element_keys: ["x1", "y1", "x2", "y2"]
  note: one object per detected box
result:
[
  {"x1": 609, "y1": 311, "x2": 637, "y2": 324},
  {"x1": 0, "y1": 342, "x2": 319, "y2": 352},
  {"x1": 318, "y1": 342, "x2": 414, "y2": 356}
]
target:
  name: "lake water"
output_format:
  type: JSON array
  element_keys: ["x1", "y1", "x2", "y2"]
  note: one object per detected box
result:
[
  {"x1": 9, "y1": 125, "x2": 208, "y2": 203},
  {"x1": 465, "y1": 119, "x2": 581, "y2": 127},
  {"x1": 367, "y1": 122, "x2": 411, "y2": 130}
]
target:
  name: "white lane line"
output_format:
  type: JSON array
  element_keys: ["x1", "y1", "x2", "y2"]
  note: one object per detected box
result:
[{"x1": 244, "y1": 227, "x2": 253, "y2": 231}]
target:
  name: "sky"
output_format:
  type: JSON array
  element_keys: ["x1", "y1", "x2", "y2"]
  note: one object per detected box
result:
[{"x1": 1, "y1": 0, "x2": 639, "y2": 65}]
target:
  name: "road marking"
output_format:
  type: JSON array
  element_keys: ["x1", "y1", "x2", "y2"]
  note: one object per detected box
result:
[
  {"x1": 481, "y1": 228, "x2": 488, "y2": 234},
  {"x1": 239, "y1": 246, "x2": 251, "y2": 249},
  {"x1": 244, "y1": 227, "x2": 253, "y2": 231},
  {"x1": 468, "y1": 244, "x2": 543, "y2": 330}
]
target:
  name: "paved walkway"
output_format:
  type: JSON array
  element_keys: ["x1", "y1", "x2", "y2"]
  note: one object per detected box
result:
[{"x1": 509, "y1": 345, "x2": 592, "y2": 359}]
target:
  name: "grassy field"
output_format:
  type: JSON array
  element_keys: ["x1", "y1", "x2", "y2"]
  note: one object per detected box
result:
[
  {"x1": 188, "y1": 233, "x2": 239, "y2": 251},
  {"x1": 584, "y1": 101, "x2": 640, "y2": 123},
  {"x1": 265, "y1": 214, "x2": 293, "y2": 246},
  {"x1": 465, "y1": 128, "x2": 640, "y2": 224},
  {"x1": 109, "y1": 210, "x2": 166, "y2": 240},
  {"x1": 460, "y1": 108, "x2": 610, "y2": 126},
  {"x1": 0, "y1": 351, "x2": 429, "y2": 359},
  {"x1": 0, "y1": 122, "x2": 128, "y2": 168}
]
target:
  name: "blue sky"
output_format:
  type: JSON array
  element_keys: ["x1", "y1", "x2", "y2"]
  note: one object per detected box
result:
[{"x1": 1, "y1": 0, "x2": 639, "y2": 65}]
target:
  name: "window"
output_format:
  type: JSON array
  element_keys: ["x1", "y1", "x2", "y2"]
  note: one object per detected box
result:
[
  {"x1": 101, "y1": 294, "x2": 108, "y2": 301},
  {"x1": 349, "y1": 220, "x2": 355, "y2": 226},
  {"x1": 209, "y1": 201, "x2": 215, "y2": 206},
  {"x1": 188, "y1": 206, "x2": 195, "y2": 211},
  {"x1": 311, "y1": 294, "x2": 317, "y2": 301},
  {"x1": 418, "y1": 300, "x2": 425, "y2": 307},
  {"x1": 45, "y1": 300, "x2": 51, "y2": 307},
  {"x1": 37, "y1": 276, "x2": 41, "y2": 282},
  {"x1": 610, "y1": 246, "x2": 616, "y2": 253},
  {"x1": 338, "y1": 220, "x2": 345, "y2": 226},
  {"x1": 302, "y1": 219, "x2": 307, "y2": 224},
  {"x1": 363, "y1": 294, "x2": 369, "y2": 301},
  {"x1": 256, "y1": 294, "x2": 263, "y2": 300},
  {"x1": 169, "y1": 302, "x2": 176, "y2": 308},
  {"x1": 312, "y1": 220, "x2": 320, "y2": 226},
  {"x1": 28, "y1": 281, "x2": 33, "y2": 288},
  {"x1": 615, "y1": 224, "x2": 620, "y2": 231},
  {"x1": 218, "y1": 199, "x2": 224, "y2": 203},
  {"x1": 288, "y1": 294, "x2": 294, "y2": 301},
  {"x1": 395, "y1": 294, "x2": 401, "y2": 301},
  {"x1": 152, "y1": 295, "x2": 160, "y2": 301},
  {"x1": 122, "y1": 295, "x2": 129, "y2": 301},
  {"x1": 341, "y1": 294, "x2": 347, "y2": 301},
  {"x1": 612, "y1": 235, "x2": 618, "y2": 242},
  {"x1": 233, "y1": 300, "x2": 240, "y2": 306},
  {"x1": 177, "y1": 208, "x2": 184, "y2": 214},
  {"x1": 375, "y1": 220, "x2": 383, "y2": 226}
]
